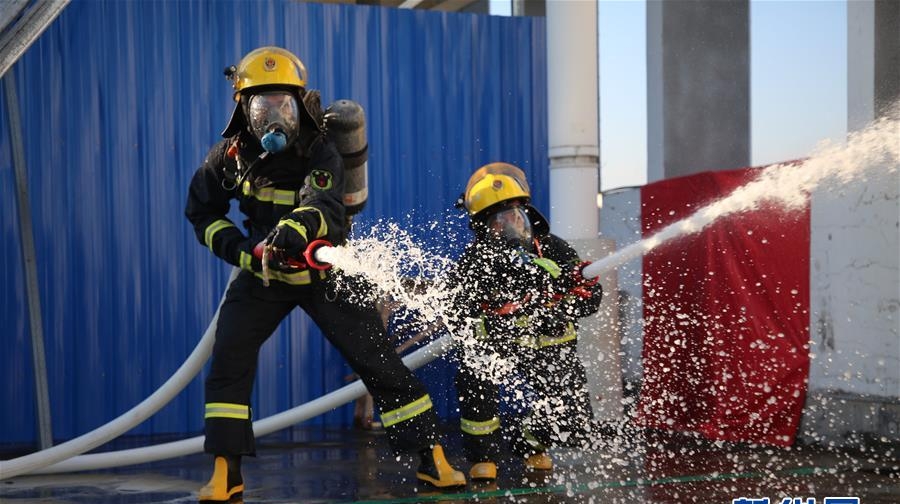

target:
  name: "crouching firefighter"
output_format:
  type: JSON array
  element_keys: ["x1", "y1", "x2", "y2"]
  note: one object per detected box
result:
[
  {"x1": 185, "y1": 46, "x2": 465, "y2": 503},
  {"x1": 444, "y1": 162, "x2": 606, "y2": 481}
]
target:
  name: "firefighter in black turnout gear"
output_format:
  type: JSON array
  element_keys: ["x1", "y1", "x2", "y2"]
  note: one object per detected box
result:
[
  {"x1": 447, "y1": 163, "x2": 604, "y2": 481},
  {"x1": 185, "y1": 47, "x2": 464, "y2": 503}
]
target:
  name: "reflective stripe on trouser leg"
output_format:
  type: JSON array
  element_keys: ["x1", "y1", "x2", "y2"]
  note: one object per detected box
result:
[
  {"x1": 455, "y1": 364, "x2": 502, "y2": 462},
  {"x1": 380, "y1": 394, "x2": 434, "y2": 427},
  {"x1": 461, "y1": 416, "x2": 500, "y2": 436},
  {"x1": 204, "y1": 271, "x2": 296, "y2": 456},
  {"x1": 205, "y1": 402, "x2": 250, "y2": 420}
]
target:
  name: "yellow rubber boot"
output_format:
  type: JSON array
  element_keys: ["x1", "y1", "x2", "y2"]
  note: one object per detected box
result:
[
  {"x1": 199, "y1": 456, "x2": 244, "y2": 503},
  {"x1": 524, "y1": 452, "x2": 553, "y2": 471},
  {"x1": 416, "y1": 444, "x2": 466, "y2": 488},
  {"x1": 469, "y1": 461, "x2": 498, "y2": 481}
]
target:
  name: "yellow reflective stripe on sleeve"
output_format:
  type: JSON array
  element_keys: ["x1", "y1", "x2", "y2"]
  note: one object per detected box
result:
[
  {"x1": 204, "y1": 220, "x2": 236, "y2": 251},
  {"x1": 380, "y1": 394, "x2": 433, "y2": 428},
  {"x1": 531, "y1": 257, "x2": 561, "y2": 278},
  {"x1": 291, "y1": 206, "x2": 328, "y2": 238},
  {"x1": 205, "y1": 402, "x2": 250, "y2": 420},
  {"x1": 279, "y1": 219, "x2": 308, "y2": 240},
  {"x1": 516, "y1": 322, "x2": 576, "y2": 348},
  {"x1": 239, "y1": 250, "x2": 254, "y2": 271},
  {"x1": 538, "y1": 322, "x2": 577, "y2": 348},
  {"x1": 461, "y1": 416, "x2": 500, "y2": 436},
  {"x1": 474, "y1": 317, "x2": 489, "y2": 340},
  {"x1": 242, "y1": 180, "x2": 297, "y2": 206}
]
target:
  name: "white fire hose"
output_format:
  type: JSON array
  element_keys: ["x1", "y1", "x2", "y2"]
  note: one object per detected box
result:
[
  {"x1": 0, "y1": 264, "x2": 452, "y2": 479},
  {"x1": 13, "y1": 334, "x2": 452, "y2": 476},
  {"x1": 2, "y1": 240, "x2": 615, "y2": 480},
  {"x1": 580, "y1": 240, "x2": 644, "y2": 281}
]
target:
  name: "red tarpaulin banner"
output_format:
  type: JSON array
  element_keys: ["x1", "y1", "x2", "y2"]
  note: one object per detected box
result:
[{"x1": 636, "y1": 168, "x2": 810, "y2": 446}]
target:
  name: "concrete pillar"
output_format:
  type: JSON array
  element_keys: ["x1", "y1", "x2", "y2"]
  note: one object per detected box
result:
[
  {"x1": 647, "y1": 0, "x2": 750, "y2": 182},
  {"x1": 848, "y1": 0, "x2": 900, "y2": 130},
  {"x1": 547, "y1": 0, "x2": 599, "y2": 240},
  {"x1": 512, "y1": 0, "x2": 544, "y2": 17},
  {"x1": 547, "y1": 0, "x2": 622, "y2": 421}
]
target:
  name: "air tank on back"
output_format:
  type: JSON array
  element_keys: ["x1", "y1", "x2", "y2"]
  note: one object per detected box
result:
[{"x1": 325, "y1": 100, "x2": 368, "y2": 216}]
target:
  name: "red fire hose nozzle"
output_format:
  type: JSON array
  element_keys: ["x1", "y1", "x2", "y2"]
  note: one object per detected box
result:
[{"x1": 303, "y1": 239, "x2": 333, "y2": 271}]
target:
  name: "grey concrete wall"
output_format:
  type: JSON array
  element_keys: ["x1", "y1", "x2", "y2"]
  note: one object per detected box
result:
[
  {"x1": 807, "y1": 162, "x2": 899, "y2": 398},
  {"x1": 598, "y1": 188, "x2": 643, "y2": 405},
  {"x1": 848, "y1": 0, "x2": 876, "y2": 131},
  {"x1": 803, "y1": 0, "x2": 900, "y2": 449},
  {"x1": 804, "y1": 159, "x2": 900, "y2": 447},
  {"x1": 512, "y1": 0, "x2": 544, "y2": 17},
  {"x1": 647, "y1": 0, "x2": 750, "y2": 182}
]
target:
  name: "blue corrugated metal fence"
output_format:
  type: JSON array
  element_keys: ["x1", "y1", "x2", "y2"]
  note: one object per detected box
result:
[{"x1": 0, "y1": 0, "x2": 546, "y2": 449}]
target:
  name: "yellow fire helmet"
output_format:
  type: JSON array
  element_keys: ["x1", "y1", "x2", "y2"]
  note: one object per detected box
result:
[
  {"x1": 463, "y1": 162, "x2": 531, "y2": 216},
  {"x1": 228, "y1": 46, "x2": 308, "y2": 101},
  {"x1": 462, "y1": 162, "x2": 549, "y2": 236}
]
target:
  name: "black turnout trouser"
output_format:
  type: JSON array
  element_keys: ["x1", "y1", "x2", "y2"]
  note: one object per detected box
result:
[
  {"x1": 204, "y1": 271, "x2": 437, "y2": 456},
  {"x1": 456, "y1": 340, "x2": 595, "y2": 462}
]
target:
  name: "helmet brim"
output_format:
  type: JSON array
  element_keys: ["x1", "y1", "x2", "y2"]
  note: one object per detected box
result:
[{"x1": 221, "y1": 102, "x2": 246, "y2": 138}]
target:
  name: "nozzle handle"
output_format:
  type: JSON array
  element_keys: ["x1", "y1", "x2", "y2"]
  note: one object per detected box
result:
[{"x1": 304, "y1": 239, "x2": 333, "y2": 270}]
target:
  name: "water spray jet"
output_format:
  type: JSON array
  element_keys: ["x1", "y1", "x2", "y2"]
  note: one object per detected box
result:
[
  {"x1": 583, "y1": 112, "x2": 899, "y2": 280},
  {"x1": 6, "y1": 111, "x2": 894, "y2": 480}
]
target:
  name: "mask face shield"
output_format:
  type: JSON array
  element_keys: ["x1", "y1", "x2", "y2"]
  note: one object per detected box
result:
[
  {"x1": 485, "y1": 204, "x2": 533, "y2": 248},
  {"x1": 247, "y1": 91, "x2": 300, "y2": 151}
]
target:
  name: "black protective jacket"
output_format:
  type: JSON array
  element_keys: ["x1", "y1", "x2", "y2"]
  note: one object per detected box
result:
[
  {"x1": 189, "y1": 117, "x2": 443, "y2": 457},
  {"x1": 448, "y1": 231, "x2": 604, "y2": 461},
  {"x1": 185, "y1": 129, "x2": 345, "y2": 279},
  {"x1": 448, "y1": 232, "x2": 603, "y2": 347}
]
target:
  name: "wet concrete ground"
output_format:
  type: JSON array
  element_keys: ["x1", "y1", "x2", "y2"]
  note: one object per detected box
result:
[{"x1": 2, "y1": 426, "x2": 898, "y2": 503}]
